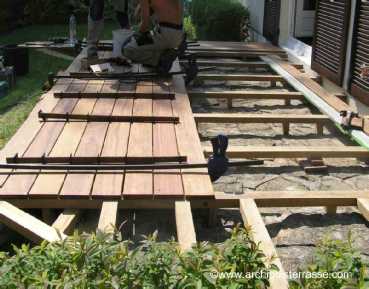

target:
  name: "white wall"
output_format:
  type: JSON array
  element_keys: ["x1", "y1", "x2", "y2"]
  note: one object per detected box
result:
[{"x1": 241, "y1": 0, "x2": 265, "y2": 36}]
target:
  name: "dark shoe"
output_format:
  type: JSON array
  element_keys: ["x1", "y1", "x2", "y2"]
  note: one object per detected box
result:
[{"x1": 157, "y1": 49, "x2": 178, "y2": 75}]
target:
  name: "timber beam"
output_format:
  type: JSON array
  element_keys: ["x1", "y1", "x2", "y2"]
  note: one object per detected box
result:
[
  {"x1": 5, "y1": 190, "x2": 369, "y2": 209},
  {"x1": 0, "y1": 201, "x2": 66, "y2": 243},
  {"x1": 97, "y1": 201, "x2": 119, "y2": 234},
  {"x1": 175, "y1": 201, "x2": 197, "y2": 251},
  {"x1": 183, "y1": 60, "x2": 304, "y2": 71},
  {"x1": 189, "y1": 91, "x2": 305, "y2": 101},
  {"x1": 197, "y1": 74, "x2": 285, "y2": 83},
  {"x1": 240, "y1": 199, "x2": 289, "y2": 289},
  {"x1": 204, "y1": 146, "x2": 369, "y2": 159},
  {"x1": 52, "y1": 209, "x2": 80, "y2": 235}
]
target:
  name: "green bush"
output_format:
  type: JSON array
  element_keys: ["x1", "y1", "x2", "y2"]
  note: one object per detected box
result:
[
  {"x1": 190, "y1": 0, "x2": 249, "y2": 41},
  {"x1": 184, "y1": 16, "x2": 197, "y2": 41},
  {"x1": 23, "y1": 0, "x2": 89, "y2": 24},
  {"x1": 290, "y1": 233, "x2": 369, "y2": 289},
  {"x1": 0, "y1": 225, "x2": 277, "y2": 288}
]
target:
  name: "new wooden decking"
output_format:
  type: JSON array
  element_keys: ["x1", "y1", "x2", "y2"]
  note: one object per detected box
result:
[{"x1": 0, "y1": 50, "x2": 213, "y2": 199}]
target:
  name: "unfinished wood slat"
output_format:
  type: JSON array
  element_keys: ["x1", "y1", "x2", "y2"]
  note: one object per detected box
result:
[
  {"x1": 175, "y1": 201, "x2": 196, "y2": 251},
  {"x1": 189, "y1": 50, "x2": 288, "y2": 59},
  {"x1": 240, "y1": 199, "x2": 289, "y2": 289},
  {"x1": 123, "y1": 83, "x2": 153, "y2": 198},
  {"x1": 153, "y1": 99, "x2": 183, "y2": 197},
  {"x1": 190, "y1": 60, "x2": 303, "y2": 70},
  {"x1": 216, "y1": 191, "x2": 369, "y2": 207},
  {"x1": 197, "y1": 74, "x2": 285, "y2": 82},
  {"x1": 189, "y1": 90, "x2": 304, "y2": 101},
  {"x1": 61, "y1": 83, "x2": 111, "y2": 198},
  {"x1": 98, "y1": 201, "x2": 118, "y2": 233},
  {"x1": 357, "y1": 199, "x2": 369, "y2": 222},
  {"x1": 0, "y1": 201, "x2": 66, "y2": 243},
  {"x1": 194, "y1": 113, "x2": 330, "y2": 124},
  {"x1": 29, "y1": 92, "x2": 97, "y2": 197},
  {"x1": 263, "y1": 56, "x2": 369, "y2": 136},
  {"x1": 204, "y1": 146, "x2": 369, "y2": 159},
  {"x1": 172, "y1": 62, "x2": 213, "y2": 197},
  {"x1": 92, "y1": 98, "x2": 133, "y2": 198},
  {"x1": 52, "y1": 209, "x2": 80, "y2": 234},
  {"x1": 0, "y1": 96, "x2": 80, "y2": 197}
]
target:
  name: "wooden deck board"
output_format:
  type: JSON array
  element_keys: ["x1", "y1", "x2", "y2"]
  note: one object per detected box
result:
[{"x1": 0, "y1": 51, "x2": 213, "y2": 200}]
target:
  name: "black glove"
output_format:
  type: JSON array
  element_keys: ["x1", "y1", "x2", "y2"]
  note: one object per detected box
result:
[{"x1": 134, "y1": 31, "x2": 154, "y2": 46}]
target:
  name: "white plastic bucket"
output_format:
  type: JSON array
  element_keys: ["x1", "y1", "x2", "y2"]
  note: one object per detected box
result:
[{"x1": 112, "y1": 29, "x2": 133, "y2": 57}]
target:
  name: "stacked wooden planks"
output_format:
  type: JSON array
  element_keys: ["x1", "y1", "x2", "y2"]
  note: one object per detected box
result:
[{"x1": 0, "y1": 51, "x2": 213, "y2": 200}]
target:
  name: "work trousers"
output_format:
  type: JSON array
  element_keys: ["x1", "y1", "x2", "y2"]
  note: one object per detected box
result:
[{"x1": 124, "y1": 26, "x2": 183, "y2": 66}]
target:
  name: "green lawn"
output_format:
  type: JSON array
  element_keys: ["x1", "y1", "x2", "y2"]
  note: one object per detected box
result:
[{"x1": 0, "y1": 22, "x2": 117, "y2": 148}]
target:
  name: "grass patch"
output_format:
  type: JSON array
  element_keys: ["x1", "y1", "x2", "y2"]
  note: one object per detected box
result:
[{"x1": 0, "y1": 22, "x2": 118, "y2": 149}]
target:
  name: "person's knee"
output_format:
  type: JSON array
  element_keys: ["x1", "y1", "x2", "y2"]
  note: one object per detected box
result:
[{"x1": 89, "y1": 0, "x2": 104, "y2": 21}]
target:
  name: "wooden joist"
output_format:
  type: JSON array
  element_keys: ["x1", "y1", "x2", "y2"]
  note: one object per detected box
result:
[
  {"x1": 204, "y1": 146, "x2": 369, "y2": 159},
  {"x1": 189, "y1": 50, "x2": 288, "y2": 59},
  {"x1": 0, "y1": 201, "x2": 66, "y2": 243},
  {"x1": 97, "y1": 201, "x2": 119, "y2": 233},
  {"x1": 197, "y1": 74, "x2": 285, "y2": 83},
  {"x1": 216, "y1": 191, "x2": 369, "y2": 207},
  {"x1": 52, "y1": 209, "x2": 80, "y2": 234},
  {"x1": 357, "y1": 199, "x2": 369, "y2": 222},
  {"x1": 189, "y1": 90, "x2": 305, "y2": 101},
  {"x1": 175, "y1": 201, "x2": 197, "y2": 251},
  {"x1": 240, "y1": 199, "x2": 289, "y2": 289},
  {"x1": 194, "y1": 113, "x2": 330, "y2": 124},
  {"x1": 185, "y1": 60, "x2": 304, "y2": 70}
]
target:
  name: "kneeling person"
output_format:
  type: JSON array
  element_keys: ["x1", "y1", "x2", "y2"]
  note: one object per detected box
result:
[{"x1": 123, "y1": 0, "x2": 183, "y2": 72}]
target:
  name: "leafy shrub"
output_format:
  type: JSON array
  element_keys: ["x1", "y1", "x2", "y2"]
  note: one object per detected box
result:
[
  {"x1": 290, "y1": 232, "x2": 369, "y2": 289},
  {"x1": 190, "y1": 0, "x2": 249, "y2": 41},
  {"x1": 184, "y1": 16, "x2": 197, "y2": 41},
  {"x1": 23, "y1": 0, "x2": 89, "y2": 24},
  {"x1": 0, "y1": 225, "x2": 277, "y2": 289}
]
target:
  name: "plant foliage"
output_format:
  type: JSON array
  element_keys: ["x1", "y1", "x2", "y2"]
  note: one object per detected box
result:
[
  {"x1": 0, "y1": 225, "x2": 276, "y2": 289},
  {"x1": 290, "y1": 232, "x2": 369, "y2": 289},
  {"x1": 190, "y1": 0, "x2": 249, "y2": 41}
]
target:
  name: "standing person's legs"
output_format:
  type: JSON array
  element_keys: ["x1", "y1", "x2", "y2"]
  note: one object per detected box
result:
[
  {"x1": 113, "y1": 0, "x2": 130, "y2": 28},
  {"x1": 87, "y1": 0, "x2": 105, "y2": 58}
]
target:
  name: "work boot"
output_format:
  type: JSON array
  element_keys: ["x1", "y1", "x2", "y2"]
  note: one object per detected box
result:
[
  {"x1": 87, "y1": 16, "x2": 104, "y2": 59},
  {"x1": 157, "y1": 49, "x2": 178, "y2": 75}
]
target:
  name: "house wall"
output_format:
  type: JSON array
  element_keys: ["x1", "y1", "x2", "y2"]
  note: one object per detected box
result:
[{"x1": 241, "y1": 0, "x2": 265, "y2": 41}]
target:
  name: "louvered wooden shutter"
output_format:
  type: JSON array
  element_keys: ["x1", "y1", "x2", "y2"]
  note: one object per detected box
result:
[
  {"x1": 263, "y1": 0, "x2": 281, "y2": 45},
  {"x1": 350, "y1": 0, "x2": 369, "y2": 106},
  {"x1": 311, "y1": 0, "x2": 351, "y2": 85}
]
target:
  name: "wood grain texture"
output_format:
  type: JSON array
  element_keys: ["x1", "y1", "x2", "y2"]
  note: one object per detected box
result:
[
  {"x1": 240, "y1": 199, "x2": 289, "y2": 289},
  {"x1": 0, "y1": 201, "x2": 66, "y2": 243},
  {"x1": 175, "y1": 201, "x2": 196, "y2": 251},
  {"x1": 172, "y1": 62, "x2": 213, "y2": 197}
]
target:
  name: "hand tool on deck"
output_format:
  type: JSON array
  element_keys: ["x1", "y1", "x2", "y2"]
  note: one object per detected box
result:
[{"x1": 2, "y1": 135, "x2": 263, "y2": 182}]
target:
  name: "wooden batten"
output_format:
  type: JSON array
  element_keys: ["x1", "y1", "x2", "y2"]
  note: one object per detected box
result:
[
  {"x1": 0, "y1": 201, "x2": 66, "y2": 243},
  {"x1": 175, "y1": 201, "x2": 197, "y2": 251},
  {"x1": 240, "y1": 199, "x2": 289, "y2": 289}
]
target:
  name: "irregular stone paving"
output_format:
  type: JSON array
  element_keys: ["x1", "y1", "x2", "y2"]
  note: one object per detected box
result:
[{"x1": 190, "y1": 64, "x2": 369, "y2": 271}]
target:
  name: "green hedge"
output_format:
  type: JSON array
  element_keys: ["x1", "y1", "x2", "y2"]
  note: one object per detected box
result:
[
  {"x1": 0, "y1": 226, "x2": 276, "y2": 288},
  {"x1": 191, "y1": 0, "x2": 249, "y2": 41}
]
